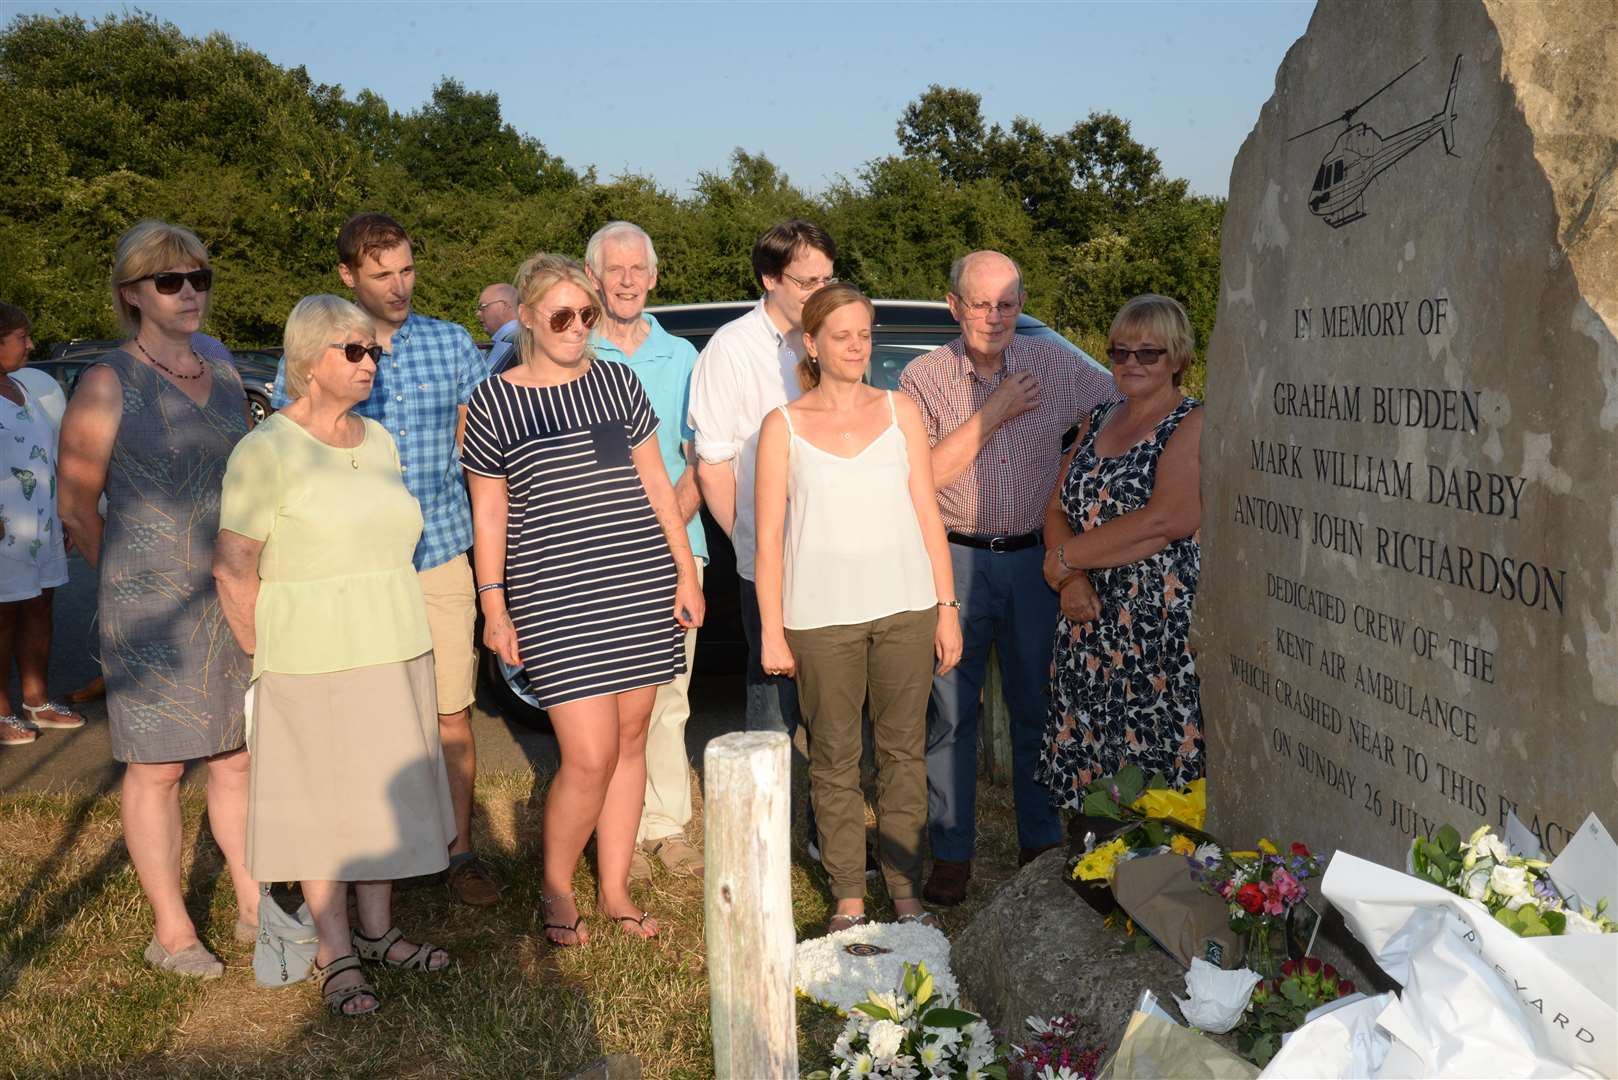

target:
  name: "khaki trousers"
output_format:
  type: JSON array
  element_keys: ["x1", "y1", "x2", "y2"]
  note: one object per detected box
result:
[
  {"x1": 787, "y1": 606, "x2": 936, "y2": 901},
  {"x1": 637, "y1": 564, "x2": 703, "y2": 845}
]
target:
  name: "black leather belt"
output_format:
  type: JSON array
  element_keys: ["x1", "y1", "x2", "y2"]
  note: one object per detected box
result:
[{"x1": 946, "y1": 530, "x2": 1040, "y2": 553}]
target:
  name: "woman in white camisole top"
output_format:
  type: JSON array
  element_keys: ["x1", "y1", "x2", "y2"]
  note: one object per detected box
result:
[{"x1": 754, "y1": 284, "x2": 962, "y2": 934}]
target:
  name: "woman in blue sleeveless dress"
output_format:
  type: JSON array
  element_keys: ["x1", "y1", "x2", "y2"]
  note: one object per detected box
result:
[
  {"x1": 59, "y1": 221, "x2": 254, "y2": 979},
  {"x1": 1037, "y1": 295, "x2": 1206, "y2": 805}
]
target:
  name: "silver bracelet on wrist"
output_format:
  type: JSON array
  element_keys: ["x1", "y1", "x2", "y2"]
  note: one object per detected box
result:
[{"x1": 1055, "y1": 544, "x2": 1079, "y2": 574}]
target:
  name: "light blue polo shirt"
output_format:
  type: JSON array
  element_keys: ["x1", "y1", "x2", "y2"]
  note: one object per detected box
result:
[{"x1": 591, "y1": 313, "x2": 707, "y2": 565}]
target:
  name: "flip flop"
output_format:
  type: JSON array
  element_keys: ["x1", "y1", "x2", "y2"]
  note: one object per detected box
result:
[{"x1": 541, "y1": 893, "x2": 587, "y2": 947}]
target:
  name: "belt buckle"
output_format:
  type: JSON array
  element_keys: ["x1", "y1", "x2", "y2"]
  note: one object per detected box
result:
[{"x1": 988, "y1": 535, "x2": 1009, "y2": 553}]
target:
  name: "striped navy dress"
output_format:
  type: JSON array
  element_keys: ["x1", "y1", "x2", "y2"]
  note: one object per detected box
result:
[{"x1": 461, "y1": 360, "x2": 683, "y2": 708}]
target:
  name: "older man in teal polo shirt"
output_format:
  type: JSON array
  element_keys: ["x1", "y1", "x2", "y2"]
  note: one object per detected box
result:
[{"x1": 586, "y1": 220, "x2": 708, "y2": 880}]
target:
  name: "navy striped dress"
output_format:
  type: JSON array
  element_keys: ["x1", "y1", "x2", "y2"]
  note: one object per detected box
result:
[{"x1": 461, "y1": 360, "x2": 683, "y2": 708}]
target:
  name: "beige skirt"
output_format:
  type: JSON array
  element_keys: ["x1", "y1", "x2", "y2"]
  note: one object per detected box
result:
[{"x1": 246, "y1": 652, "x2": 455, "y2": 882}]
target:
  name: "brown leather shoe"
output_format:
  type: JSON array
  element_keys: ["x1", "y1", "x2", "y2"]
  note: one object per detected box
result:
[
  {"x1": 1018, "y1": 842, "x2": 1062, "y2": 867},
  {"x1": 446, "y1": 856, "x2": 500, "y2": 907},
  {"x1": 922, "y1": 859, "x2": 972, "y2": 907}
]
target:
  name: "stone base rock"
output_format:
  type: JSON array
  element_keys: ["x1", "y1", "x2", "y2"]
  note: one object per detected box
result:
[{"x1": 950, "y1": 849, "x2": 1189, "y2": 1045}]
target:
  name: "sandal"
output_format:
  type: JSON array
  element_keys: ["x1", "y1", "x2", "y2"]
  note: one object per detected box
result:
[
  {"x1": 315, "y1": 954, "x2": 381, "y2": 1017},
  {"x1": 0, "y1": 714, "x2": 38, "y2": 746},
  {"x1": 597, "y1": 889, "x2": 657, "y2": 939},
  {"x1": 23, "y1": 701, "x2": 86, "y2": 730},
  {"x1": 540, "y1": 893, "x2": 588, "y2": 947},
  {"x1": 825, "y1": 912, "x2": 871, "y2": 935},
  {"x1": 895, "y1": 910, "x2": 944, "y2": 930},
  {"x1": 350, "y1": 926, "x2": 450, "y2": 972}
]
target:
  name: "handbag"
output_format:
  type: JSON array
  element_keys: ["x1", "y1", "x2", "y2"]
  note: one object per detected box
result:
[{"x1": 252, "y1": 883, "x2": 320, "y2": 987}]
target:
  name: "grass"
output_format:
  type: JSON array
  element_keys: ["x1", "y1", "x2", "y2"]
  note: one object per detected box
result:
[{"x1": 0, "y1": 769, "x2": 1025, "y2": 1079}]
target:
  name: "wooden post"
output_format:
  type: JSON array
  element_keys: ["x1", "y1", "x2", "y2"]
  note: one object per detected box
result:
[
  {"x1": 980, "y1": 644, "x2": 1014, "y2": 784},
  {"x1": 704, "y1": 731, "x2": 798, "y2": 1079}
]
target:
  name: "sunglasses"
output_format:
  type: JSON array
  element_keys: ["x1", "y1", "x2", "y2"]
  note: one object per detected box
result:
[
  {"x1": 543, "y1": 306, "x2": 600, "y2": 333},
  {"x1": 332, "y1": 342, "x2": 384, "y2": 364},
  {"x1": 128, "y1": 269, "x2": 214, "y2": 295},
  {"x1": 1106, "y1": 346, "x2": 1169, "y2": 366}
]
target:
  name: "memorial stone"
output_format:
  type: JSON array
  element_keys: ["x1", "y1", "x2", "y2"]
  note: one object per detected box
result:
[{"x1": 1198, "y1": 0, "x2": 1618, "y2": 869}]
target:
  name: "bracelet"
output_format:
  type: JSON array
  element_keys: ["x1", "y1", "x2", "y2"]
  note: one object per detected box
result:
[
  {"x1": 1055, "y1": 543, "x2": 1078, "y2": 574},
  {"x1": 938, "y1": 599, "x2": 961, "y2": 610},
  {"x1": 476, "y1": 582, "x2": 505, "y2": 595}
]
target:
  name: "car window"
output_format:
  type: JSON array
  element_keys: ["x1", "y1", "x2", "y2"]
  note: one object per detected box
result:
[{"x1": 867, "y1": 343, "x2": 938, "y2": 391}]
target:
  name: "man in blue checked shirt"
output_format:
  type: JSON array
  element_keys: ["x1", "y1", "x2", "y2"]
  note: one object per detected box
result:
[{"x1": 272, "y1": 212, "x2": 499, "y2": 907}]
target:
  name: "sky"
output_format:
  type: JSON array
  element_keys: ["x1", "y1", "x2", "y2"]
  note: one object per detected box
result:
[{"x1": 14, "y1": 1, "x2": 1317, "y2": 198}]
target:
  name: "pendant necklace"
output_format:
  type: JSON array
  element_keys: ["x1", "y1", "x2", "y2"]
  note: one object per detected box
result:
[{"x1": 134, "y1": 338, "x2": 205, "y2": 380}]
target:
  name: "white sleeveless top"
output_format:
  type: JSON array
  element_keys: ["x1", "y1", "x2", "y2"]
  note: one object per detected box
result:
[{"x1": 780, "y1": 392, "x2": 938, "y2": 630}]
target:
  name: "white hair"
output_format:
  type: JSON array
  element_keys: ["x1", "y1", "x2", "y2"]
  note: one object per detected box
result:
[
  {"x1": 584, "y1": 221, "x2": 659, "y2": 277},
  {"x1": 283, "y1": 294, "x2": 375, "y2": 400}
]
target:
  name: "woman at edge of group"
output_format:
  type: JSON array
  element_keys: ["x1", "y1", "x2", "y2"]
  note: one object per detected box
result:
[
  {"x1": 0, "y1": 303, "x2": 84, "y2": 747},
  {"x1": 754, "y1": 283, "x2": 963, "y2": 935},
  {"x1": 213, "y1": 294, "x2": 456, "y2": 1016},
  {"x1": 463, "y1": 254, "x2": 703, "y2": 946},
  {"x1": 1036, "y1": 294, "x2": 1205, "y2": 813},
  {"x1": 58, "y1": 220, "x2": 255, "y2": 978}
]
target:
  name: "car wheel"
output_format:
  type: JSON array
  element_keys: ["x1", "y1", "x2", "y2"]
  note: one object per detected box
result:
[
  {"x1": 246, "y1": 392, "x2": 270, "y2": 425},
  {"x1": 479, "y1": 644, "x2": 552, "y2": 733}
]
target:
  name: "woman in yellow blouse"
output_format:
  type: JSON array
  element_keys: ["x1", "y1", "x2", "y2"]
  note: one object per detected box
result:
[{"x1": 213, "y1": 295, "x2": 455, "y2": 1017}]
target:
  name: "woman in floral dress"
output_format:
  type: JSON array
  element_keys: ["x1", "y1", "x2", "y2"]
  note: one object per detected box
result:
[
  {"x1": 1036, "y1": 295, "x2": 1205, "y2": 806},
  {"x1": 0, "y1": 303, "x2": 83, "y2": 746}
]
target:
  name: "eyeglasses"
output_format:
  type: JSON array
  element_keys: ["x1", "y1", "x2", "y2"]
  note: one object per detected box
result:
[
  {"x1": 475, "y1": 299, "x2": 509, "y2": 314},
  {"x1": 779, "y1": 271, "x2": 839, "y2": 291},
  {"x1": 545, "y1": 306, "x2": 600, "y2": 332},
  {"x1": 332, "y1": 342, "x2": 384, "y2": 364},
  {"x1": 959, "y1": 299, "x2": 1021, "y2": 320},
  {"x1": 1106, "y1": 346, "x2": 1169, "y2": 366},
  {"x1": 127, "y1": 269, "x2": 214, "y2": 295}
]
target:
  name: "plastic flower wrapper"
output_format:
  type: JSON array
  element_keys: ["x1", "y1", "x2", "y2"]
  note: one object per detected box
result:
[
  {"x1": 1172, "y1": 956, "x2": 1261, "y2": 1034},
  {"x1": 1130, "y1": 777, "x2": 1207, "y2": 829}
]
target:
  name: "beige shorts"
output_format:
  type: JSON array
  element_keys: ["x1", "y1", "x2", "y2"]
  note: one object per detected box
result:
[{"x1": 418, "y1": 553, "x2": 477, "y2": 715}]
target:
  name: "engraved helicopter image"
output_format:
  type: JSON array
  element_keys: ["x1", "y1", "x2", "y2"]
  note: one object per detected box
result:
[{"x1": 1290, "y1": 54, "x2": 1462, "y2": 228}]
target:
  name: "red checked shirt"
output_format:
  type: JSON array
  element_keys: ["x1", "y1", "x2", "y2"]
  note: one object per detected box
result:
[{"x1": 899, "y1": 336, "x2": 1117, "y2": 537}]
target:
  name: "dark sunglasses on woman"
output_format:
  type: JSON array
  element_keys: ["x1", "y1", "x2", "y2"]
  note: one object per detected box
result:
[
  {"x1": 546, "y1": 306, "x2": 600, "y2": 333},
  {"x1": 127, "y1": 269, "x2": 214, "y2": 295},
  {"x1": 333, "y1": 342, "x2": 385, "y2": 364},
  {"x1": 1106, "y1": 346, "x2": 1168, "y2": 366}
]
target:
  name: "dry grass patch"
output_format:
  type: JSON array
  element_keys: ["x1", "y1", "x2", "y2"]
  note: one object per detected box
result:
[{"x1": 1, "y1": 768, "x2": 1023, "y2": 1079}]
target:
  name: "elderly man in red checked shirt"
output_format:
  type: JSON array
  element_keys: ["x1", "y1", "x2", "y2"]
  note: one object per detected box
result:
[{"x1": 899, "y1": 250, "x2": 1117, "y2": 906}]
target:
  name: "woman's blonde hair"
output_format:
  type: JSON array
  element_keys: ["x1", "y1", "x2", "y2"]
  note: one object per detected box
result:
[
  {"x1": 282, "y1": 294, "x2": 376, "y2": 401},
  {"x1": 512, "y1": 253, "x2": 603, "y2": 366},
  {"x1": 1109, "y1": 294, "x2": 1195, "y2": 387},
  {"x1": 797, "y1": 283, "x2": 875, "y2": 392},
  {"x1": 110, "y1": 219, "x2": 211, "y2": 335}
]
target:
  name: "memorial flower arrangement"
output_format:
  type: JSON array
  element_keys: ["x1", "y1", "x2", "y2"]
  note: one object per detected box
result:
[
  {"x1": 1410, "y1": 823, "x2": 1617, "y2": 936},
  {"x1": 796, "y1": 921, "x2": 959, "y2": 1013},
  {"x1": 1234, "y1": 957, "x2": 1356, "y2": 1067},
  {"x1": 1197, "y1": 838, "x2": 1320, "y2": 974},
  {"x1": 1067, "y1": 768, "x2": 1209, "y2": 887},
  {"x1": 1004, "y1": 1014, "x2": 1107, "y2": 1080},
  {"x1": 805, "y1": 962, "x2": 1006, "y2": 1080}
]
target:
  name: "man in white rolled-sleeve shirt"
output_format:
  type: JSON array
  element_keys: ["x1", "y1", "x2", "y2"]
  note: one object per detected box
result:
[{"x1": 688, "y1": 219, "x2": 837, "y2": 805}]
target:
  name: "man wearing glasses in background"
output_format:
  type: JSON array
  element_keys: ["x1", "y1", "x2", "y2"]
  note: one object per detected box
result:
[
  {"x1": 899, "y1": 250, "x2": 1117, "y2": 907},
  {"x1": 476, "y1": 282, "x2": 520, "y2": 375},
  {"x1": 272, "y1": 212, "x2": 499, "y2": 908},
  {"x1": 689, "y1": 219, "x2": 837, "y2": 853}
]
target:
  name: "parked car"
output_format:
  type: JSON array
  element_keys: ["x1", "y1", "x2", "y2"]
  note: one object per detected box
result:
[
  {"x1": 31, "y1": 339, "x2": 281, "y2": 426},
  {"x1": 230, "y1": 349, "x2": 280, "y2": 423},
  {"x1": 484, "y1": 299, "x2": 1104, "y2": 729}
]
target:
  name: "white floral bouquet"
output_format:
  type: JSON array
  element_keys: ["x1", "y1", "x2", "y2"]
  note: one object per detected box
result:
[
  {"x1": 1410, "y1": 823, "x2": 1615, "y2": 935},
  {"x1": 807, "y1": 962, "x2": 1006, "y2": 1080}
]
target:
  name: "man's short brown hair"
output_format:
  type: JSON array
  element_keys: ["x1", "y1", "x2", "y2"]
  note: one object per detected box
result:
[
  {"x1": 751, "y1": 220, "x2": 836, "y2": 290},
  {"x1": 338, "y1": 212, "x2": 411, "y2": 269}
]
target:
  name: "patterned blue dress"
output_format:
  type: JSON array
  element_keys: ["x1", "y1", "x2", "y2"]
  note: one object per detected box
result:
[
  {"x1": 1038, "y1": 397, "x2": 1204, "y2": 806},
  {"x1": 95, "y1": 346, "x2": 251, "y2": 763}
]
